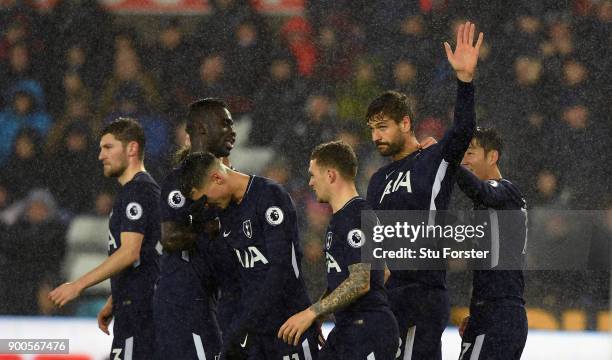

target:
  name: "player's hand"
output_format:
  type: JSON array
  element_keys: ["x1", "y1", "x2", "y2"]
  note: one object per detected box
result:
[
  {"x1": 278, "y1": 308, "x2": 317, "y2": 346},
  {"x1": 48, "y1": 282, "x2": 83, "y2": 307},
  {"x1": 444, "y1": 21, "x2": 484, "y2": 83},
  {"x1": 419, "y1": 137, "x2": 438, "y2": 149},
  {"x1": 97, "y1": 297, "x2": 113, "y2": 335},
  {"x1": 459, "y1": 315, "x2": 470, "y2": 338}
]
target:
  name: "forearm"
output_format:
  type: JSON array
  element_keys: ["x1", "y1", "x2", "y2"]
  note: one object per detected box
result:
[
  {"x1": 310, "y1": 263, "x2": 370, "y2": 317},
  {"x1": 456, "y1": 166, "x2": 484, "y2": 202},
  {"x1": 441, "y1": 81, "x2": 475, "y2": 164},
  {"x1": 75, "y1": 249, "x2": 138, "y2": 290}
]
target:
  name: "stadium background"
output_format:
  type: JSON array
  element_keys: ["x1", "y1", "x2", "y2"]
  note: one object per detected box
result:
[{"x1": 0, "y1": 0, "x2": 610, "y2": 357}]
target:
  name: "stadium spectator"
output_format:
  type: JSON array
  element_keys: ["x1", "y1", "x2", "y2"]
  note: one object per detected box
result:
[
  {"x1": 280, "y1": 16, "x2": 317, "y2": 78},
  {"x1": 250, "y1": 54, "x2": 307, "y2": 146},
  {"x1": 0, "y1": 189, "x2": 66, "y2": 315},
  {"x1": 0, "y1": 85, "x2": 51, "y2": 166},
  {"x1": 188, "y1": 53, "x2": 228, "y2": 103},
  {"x1": 48, "y1": 123, "x2": 100, "y2": 215},
  {"x1": 336, "y1": 58, "x2": 381, "y2": 130}
]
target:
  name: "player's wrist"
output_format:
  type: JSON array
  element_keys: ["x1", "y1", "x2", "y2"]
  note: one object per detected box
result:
[{"x1": 456, "y1": 71, "x2": 473, "y2": 83}]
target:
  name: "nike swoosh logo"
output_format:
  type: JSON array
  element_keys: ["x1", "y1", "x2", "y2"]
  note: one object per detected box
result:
[
  {"x1": 223, "y1": 230, "x2": 231, "y2": 237},
  {"x1": 385, "y1": 170, "x2": 396, "y2": 179},
  {"x1": 240, "y1": 333, "x2": 248, "y2": 348}
]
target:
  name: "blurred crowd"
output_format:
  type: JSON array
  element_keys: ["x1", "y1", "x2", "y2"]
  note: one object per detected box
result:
[{"x1": 0, "y1": 0, "x2": 609, "y2": 326}]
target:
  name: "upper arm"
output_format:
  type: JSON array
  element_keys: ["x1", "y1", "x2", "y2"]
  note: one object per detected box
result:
[
  {"x1": 259, "y1": 187, "x2": 295, "y2": 267},
  {"x1": 456, "y1": 167, "x2": 511, "y2": 208},
  {"x1": 119, "y1": 232, "x2": 144, "y2": 259}
]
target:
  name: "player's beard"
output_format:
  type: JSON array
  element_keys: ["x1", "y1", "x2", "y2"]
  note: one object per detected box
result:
[
  {"x1": 376, "y1": 137, "x2": 404, "y2": 157},
  {"x1": 103, "y1": 159, "x2": 128, "y2": 178}
]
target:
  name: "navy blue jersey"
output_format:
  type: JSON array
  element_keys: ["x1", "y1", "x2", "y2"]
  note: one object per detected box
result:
[
  {"x1": 218, "y1": 176, "x2": 311, "y2": 335},
  {"x1": 456, "y1": 166, "x2": 526, "y2": 304},
  {"x1": 366, "y1": 80, "x2": 475, "y2": 288},
  {"x1": 324, "y1": 197, "x2": 389, "y2": 323},
  {"x1": 108, "y1": 171, "x2": 161, "y2": 305},
  {"x1": 158, "y1": 165, "x2": 240, "y2": 305}
]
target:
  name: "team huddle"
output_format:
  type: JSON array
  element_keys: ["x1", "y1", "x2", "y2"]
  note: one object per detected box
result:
[{"x1": 48, "y1": 22, "x2": 528, "y2": 360}]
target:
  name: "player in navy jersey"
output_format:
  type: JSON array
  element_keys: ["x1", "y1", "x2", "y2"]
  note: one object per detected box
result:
[
  {"x1": 154, "y1": 98, "x2": 239, "y2": 359},
  {"x1": 180, "y1": 152, "x2": 319, "y2": 360},
  {"x1": 49, "y1": 118, "x2": 160, "y2": 359},
  {"x1": 456, "y1": 128, "x2": 528, "y2": 360},
  {"x1": 279, "y1": 141, "x2": 399, "y2": 359},
  {"x1": 365, "y1": 22, "x2": 482, "y2": 359}
]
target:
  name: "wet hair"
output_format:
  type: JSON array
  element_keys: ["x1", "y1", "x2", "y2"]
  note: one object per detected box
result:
[
  {"x1": 473, "y1": 127, "x2": 503, "y2": 159},
  {"x1": 179, "y1": 152, "x2": 220, "y2": 196},
  {"x1": 185, "y1": 98, "x2": 228, "y2": 137},
  {"x1": 366, "y1": 90, "x2": 416, "y2": 131},
  {"x1": 310, "y1": 140, "x2": 358, "y2": 180},
  {"x1": 100, "y1": 117, "x2": 145, "y2": 160}
]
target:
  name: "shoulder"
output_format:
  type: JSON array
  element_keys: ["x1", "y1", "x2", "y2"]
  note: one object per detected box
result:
[
  {"x1": 499, "y1": 179, "x2": 526, "y2": 208},
  {"x1": 123, "y1": 173, "x2": 161, "y2": 200}
]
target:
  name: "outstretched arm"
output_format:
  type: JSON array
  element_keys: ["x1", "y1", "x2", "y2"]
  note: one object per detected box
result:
[{"x1": 438, "y1": 21, "x2": 483, "y2": 165}]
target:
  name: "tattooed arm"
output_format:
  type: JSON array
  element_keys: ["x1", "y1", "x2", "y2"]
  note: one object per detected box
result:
[
  {"x1": 311, "y1": 263, "x2": 371, "y2": 317},
  {"x1": 278, "y1": 263, "x2": 371, "y2": 346}
]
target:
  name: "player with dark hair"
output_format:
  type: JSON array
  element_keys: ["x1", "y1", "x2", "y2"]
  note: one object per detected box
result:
[
  {"x1": 180, "y1": 152, "x2": 319, "y2": 360},
  {"x1": 50, "y1": 117, "x2": 161, "y2": 359},
  {"x1": 154, "y1": 98, "x2": 240, "y2": 359},
  {"x1": 456, "y1": 127, "x2": 528, "y2": 360},
  {"x1": 279, "y1": 141, "x2": 399, "y2": 359},
  {"x1": 365, "y1": 22, "x2": 482, "y2": 359}
]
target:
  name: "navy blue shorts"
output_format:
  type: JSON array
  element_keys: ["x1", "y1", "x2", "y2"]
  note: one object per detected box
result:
[
  {"x1": 153, "y1": 295, "x2": 222, "y2": 360},
  {"x1": 319, "y1": 310, "x2": 399, "y2": 360},
  {"x1": 111, "y1": 300, "x2": 156, "y2": 360},
  {"x1": 224, "y1": 326, "x2": 319, "y2": 360},
  {"x1": 459, "y1": 303, "x2": 527, "y2": 360},
  {"x1": 387, "y1": 282, "x2": 450, "y2": 360}
]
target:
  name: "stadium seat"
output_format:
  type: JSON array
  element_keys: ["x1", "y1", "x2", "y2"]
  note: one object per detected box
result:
[
  {"x1": 527, "y1": 308, "x2": 559, "y2": 330},
  {"x1": 562, "y1": 309, "x2": 587, "y2": 330},
  {"x1": 66, "y1": 216, "x2": 109, "y2": 253},
  {"x1": 597, "y1": 311, "x2": 610, "y2": 331},
  {"x1": 450, "y1": 306, "x2": 470, "y2": 326}
]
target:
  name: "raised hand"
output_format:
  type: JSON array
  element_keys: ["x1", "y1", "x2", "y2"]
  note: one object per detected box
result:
[{"x1": 444, "y1": 21, "x2": 484, "y2": 83}]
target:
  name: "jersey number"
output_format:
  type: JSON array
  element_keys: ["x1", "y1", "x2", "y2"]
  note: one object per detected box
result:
[
  {"x1": 459, "y1": 343, "x2": 471, "y2": 360},
  {"x1": 283, "y1": 354, "x2": 299, "y2": 360},
  {"x1": 111, "y1": 348, "x2": 122, "y2": 360}
]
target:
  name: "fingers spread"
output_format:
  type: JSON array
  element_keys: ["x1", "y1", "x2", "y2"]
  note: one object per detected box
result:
[
  {"x1": 468, "y1": 23, "x2": 475, "y2": 45},
  {"x1": 475, "y1": 32, "x2": 484, "y2": 51}
]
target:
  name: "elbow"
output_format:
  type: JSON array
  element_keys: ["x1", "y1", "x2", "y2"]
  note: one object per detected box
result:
[
  {"x1": 358, "y1": 279, "x2": 370, "y2": 296},
  {"x1": 128, "y1": 250, "x2": 141, "y2": 264}
]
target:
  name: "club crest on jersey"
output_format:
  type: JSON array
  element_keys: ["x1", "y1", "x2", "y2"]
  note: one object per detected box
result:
[
  {"x1": 126, "y1": 202, "x2": 143, "y2": 220},
  {"x1": 243, "y1": 220, "x2": 253, "y2": 238},
  {"x1": 168, "y1": 190, "x2": 186, "y2": 209},
  {"x1": 347, "y1": 229, "x2": 366, "y2": 248},
  {"x1": 325, "y1": 232, "x2": 333, "y2": 250},
  {"x1": 265, "y1": 206, "x2": 284, "y2": 226}
]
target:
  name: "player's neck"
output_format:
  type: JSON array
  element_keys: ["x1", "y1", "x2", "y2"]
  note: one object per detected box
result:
[
  {"x1": 393, "y1": 136, "x2": 421, "y2": 161},
  {"x1": 330, "y1": 184, "x2": 359, "y2": 213},
  {"x1": 486, "y1": 166, "x2": 502, "y2": 181},
  {"x1": 231, "y1": 171, "x2": 251, "y2": 204},
  {"x1": 118, "y1": 162, "x2": 146, "y2": 186}
]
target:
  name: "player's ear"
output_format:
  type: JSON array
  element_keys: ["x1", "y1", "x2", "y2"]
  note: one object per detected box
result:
[
  {"x1": 327, "y1": 168, "x2": 336, "y2": 184},
  {"x1": 126, "y1": 140, "x2": 138, "y2": 158},
  {"x1": 487, "y1": 150, "x2": 499, "y2": 165},
  {"x1": 211, "y1": 171, "x2": 224, "y2": 185},
  {"x1": 401, "y1": 116, "x2": 411, "y2": 133}
]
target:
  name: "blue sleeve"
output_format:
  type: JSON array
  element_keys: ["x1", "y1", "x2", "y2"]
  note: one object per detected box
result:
[
  {"x1": 456, "y1": 166, "x2": 512, "y2": 209},
  {"x1": 243, "y1": 185, "x2": 296, "y2": 330},
  {"x1": 366, "y1": 175, "x2": 378, "y2": 209},
  {"x1": 438, "y1": 80, "x2": 475, "y2": 165},
  {"x1": 120, "y1": 183, "x2": 153, "y2": 234},
  {"x1": 160, "y1": 174, "x2": 190, "y2": 224}
]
